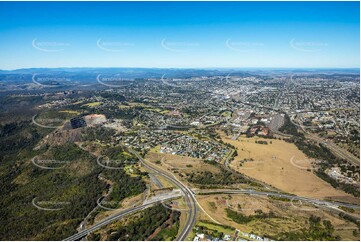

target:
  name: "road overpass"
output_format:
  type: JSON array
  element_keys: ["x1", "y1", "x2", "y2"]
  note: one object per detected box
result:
[{"x1": 64, "y1": 198, "x2": 174, "y2": 241}]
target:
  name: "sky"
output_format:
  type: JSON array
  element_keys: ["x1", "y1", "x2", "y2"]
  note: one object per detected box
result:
[{"x1": 0, "y1": 1, "x2": 359, "y2": 70}]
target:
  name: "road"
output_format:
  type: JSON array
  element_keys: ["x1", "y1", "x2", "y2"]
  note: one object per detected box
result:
[
  {"x1": 294, "y1": 119, "x2": 359, "y2": 165},
  {"x1": 220, "y1": 141, "x2": 358, "y2": 209},
  {"x1": 65, "y1": 148, "x2": 197, "y2": 241},
  {"x1": 198, "y1": 189, "x2": 359, "y2": 210},
  {"x1": 309, "y1": 133, "x2": 359, "y2": 165},
  {"x1": 148, "y1": 173, "x2": 164, "y2": 189},
  {"x1": 273, "y1": 79, "x2": 287, "y2": 109},
  {"x1": 64, "y1": 200, "x2": 167, "y2": 241},
  {"x1": 129, "y1": 148, "x2": 197, "y2": 241},
  {"x1": 67, "y1": 135, "x2": 357, "y2": 241},
  {"x1": 208, "y1": 137, "x2": 357, "y2": 211},
  {"x1": 64, "y1": 187, "x2": 358, "y2": 241},
  {"x1": 239, "y1": 100, "x2": 359, "y2": 165}
]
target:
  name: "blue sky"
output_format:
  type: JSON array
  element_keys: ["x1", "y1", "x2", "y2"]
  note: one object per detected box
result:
[{"x1": 0, "y1": 1, "x2": 359, "y2": 70}]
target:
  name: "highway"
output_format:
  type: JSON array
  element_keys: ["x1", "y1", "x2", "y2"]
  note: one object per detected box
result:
[
  {"x1": 64, "y1": 201, "x2": 162, "y2": 241},
  {"x1": 65, "y1": 142, "x2": 357, "y2": 241},
  {"x1": 129, "y1": 148, "x2": 197, "y2": 241},
  {"x1": 293, "y1": 118, "x2": 359, "y2": 165},
  {"x1": 148, "y1": 173, "x2": 164, "y2": 189},
  {"x1": 218, "y1": 139, "x2": 358, "y2": 210},
  {"x1": 64, "y1": 148, "x2": 197, "y2": 241},
  {"x1": 309, "y1": 133, "x2": 359, "y2": 165},
  {"x1": 198, "y1": 189, "x2": 359, "y2": 210},
  {"x1": 218, "y1": 143, "x2": 358, "y2": 211},
  {"x1": 64, "y1": 187, "x2": 358, "y2": 241},
  {"x1": 238, "y1": 99, "x2": 359, "y2": 165}
]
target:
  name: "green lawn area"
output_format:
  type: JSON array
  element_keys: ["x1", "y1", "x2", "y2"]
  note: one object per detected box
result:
[
  {"x1": 197, "y1": 221, "x2": 235, "y2": 235},
  {"x1": 149, "y1": 145, "x2": 161, "y2": 153},
  {"x1": 222, "y1": 111, "x2": 232, "y2": 117},
  {"x1": 83, "y1": 101, "x2": 102, "y2": 107}
]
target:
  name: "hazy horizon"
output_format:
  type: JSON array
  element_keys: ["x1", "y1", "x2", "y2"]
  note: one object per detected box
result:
[{"x1": 1, "y1": 66, "x2": 360, "y2": 72}]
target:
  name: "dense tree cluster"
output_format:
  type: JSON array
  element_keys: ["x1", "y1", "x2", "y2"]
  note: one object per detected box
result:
[
  {"x1": 104, "y1": 205, "x2": 178, "y2": 241},
  {"x1": 0, "y1": 121, "x2": 147, "y2": 240},
  {"x1": 0, "y1": 142, "x2": 107, "y2": 240},
  {"x1": 279, "y1": 114, "x2": 300, "y2": 136},
  {"x1": 101, "y1": 169, "x2": 146, "y2": 207},
  {"x1": 226, "y1": 208, "x2": 277, "y2": 224},
  {"x1": 82, "y1": 127, "x2": 115, "y2": 143}
]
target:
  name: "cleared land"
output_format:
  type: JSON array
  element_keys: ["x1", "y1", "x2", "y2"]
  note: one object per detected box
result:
[
  {"x1": 220, "y1": 133, "x2": 358, "y2": 203},
  {"x1": 197, "y1": 194, "x2": 359, "y2": 240},
  {"x1": 146, "y1": 147, "x2": 220, "y2": 175}
]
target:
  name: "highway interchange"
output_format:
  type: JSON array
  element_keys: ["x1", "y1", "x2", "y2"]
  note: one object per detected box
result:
[
  {"x1": 64, "y1": 106, "x2": 359, "y2": 241},
  {"x1": 65, "y1": 202, "x2": 161, "y2": 241},
  {"x1": 129, "y1": 148, "x2": 198, "y2": 241},
  {"x1": 64, "y1": 148, "x2": 359, "y2": 241},
  {"x1": 65, "y1": 187, "x2": 359, "y2": 241},
  {"x1": 65, "y1": 98, "x2": 360, "y2": 241}
]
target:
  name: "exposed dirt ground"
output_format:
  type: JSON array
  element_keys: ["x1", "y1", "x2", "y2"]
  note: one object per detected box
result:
[
  {"x1": 197, "y1": 194, "x2": 359, "y2": 240},
  {"x1": 220, "y1": 133, "x2": 358, "y2": 203}
]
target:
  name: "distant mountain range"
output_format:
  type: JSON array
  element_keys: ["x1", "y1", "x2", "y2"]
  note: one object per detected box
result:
[
  {"x1": 0, "y1": 68, "x2": 359, "y2": 91},
  {"x1": 0, "y1": 67, "x2": 359, "y2": 76}
]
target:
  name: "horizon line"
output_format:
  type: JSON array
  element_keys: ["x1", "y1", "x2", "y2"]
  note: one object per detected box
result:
[{"x1": 1, "y1": 66, "x2": 360, "y2": 71}]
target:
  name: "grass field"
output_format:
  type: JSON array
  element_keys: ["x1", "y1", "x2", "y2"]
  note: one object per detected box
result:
[
  {"x1": 219, "y1": 132, "x2": 357, "y2": 203},
  {"x1": 59, "y1": 110, "x2": 80, "y2": 115},
  {"x1": 197, "y1": 194, "x2": 359, "y2": 240},
  {"x1": 83, "y1": 102, "x2": 102, "y2": 107},
  {"x1": 197, "y1": 221, "x2": 235, "y2": 235},
  {"x1": 146, "y1": 150, "x2": 220, "y2": 175}
]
